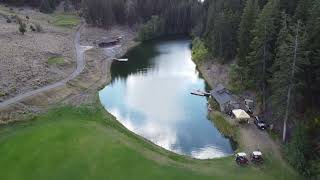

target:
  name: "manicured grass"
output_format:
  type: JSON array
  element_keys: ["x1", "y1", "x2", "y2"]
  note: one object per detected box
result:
[
  {"x1": 48, "y1": 56, "x2": 65, "y2": 65},
  {"x1": 51, "y1": 14, "x2": 80, "y2": 27},
  {"x1": 0, "y1": 106, "x2": 300, "y2": 180}
]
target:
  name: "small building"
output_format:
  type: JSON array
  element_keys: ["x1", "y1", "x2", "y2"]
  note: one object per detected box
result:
[{"x1": 210, "y1": 84, "x2": 232, "y2": 112}]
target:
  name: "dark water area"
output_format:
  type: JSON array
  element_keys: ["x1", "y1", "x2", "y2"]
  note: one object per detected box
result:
[{"x1": 99, "y1": 39, "x2": 234, "y2": 159}]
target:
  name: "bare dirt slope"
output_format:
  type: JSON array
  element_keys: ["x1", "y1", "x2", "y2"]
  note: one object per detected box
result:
[
  {"x1": 0, "y1": 6, "x2": 75, "y2": 102},
  {"x1": 0, "y1": 10, "x2": 137, "y2": 123}
]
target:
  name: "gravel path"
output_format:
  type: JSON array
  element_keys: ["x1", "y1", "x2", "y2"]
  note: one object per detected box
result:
[{"x1": 0, "y1": 22, "x2": 92, "y2": 109}]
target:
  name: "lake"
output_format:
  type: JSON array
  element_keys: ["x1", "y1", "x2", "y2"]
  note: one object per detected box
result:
[{"x1": 99, "y1": 39, "x2": 234, "y2": 159}]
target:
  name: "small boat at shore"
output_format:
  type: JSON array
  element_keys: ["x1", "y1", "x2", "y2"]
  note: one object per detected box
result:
[{"x1": 114, "y1": 58, "x2": 128, "y2": 62}]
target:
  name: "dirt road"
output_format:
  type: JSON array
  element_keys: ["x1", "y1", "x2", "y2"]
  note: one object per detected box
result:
[{"x1": 0, "y1": 23, "x2": 92, "y2": 110}]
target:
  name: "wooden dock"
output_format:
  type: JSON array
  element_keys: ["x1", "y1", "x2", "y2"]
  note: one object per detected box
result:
[{"x1": 190, "y1": 90, "x2": 210, "y2": 97}]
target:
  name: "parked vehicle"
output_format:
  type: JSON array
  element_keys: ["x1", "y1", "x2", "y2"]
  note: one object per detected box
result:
[
  {"x1": 235, "y1": 152, "x2": 249, "y2": 165},
  {"x1": 250, "y1": 151, "x2": 264, "y2": 164},
  {"x1": 254, "y1": 116, "x2": 268, "y2": 130}
]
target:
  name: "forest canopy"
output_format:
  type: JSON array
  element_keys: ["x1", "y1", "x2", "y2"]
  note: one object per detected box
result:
[{"x1": 82, "y1": 0, "x2": 202, "y2": 38}]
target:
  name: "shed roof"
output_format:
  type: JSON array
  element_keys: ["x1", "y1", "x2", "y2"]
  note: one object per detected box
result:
[{"x1": 210, "y1": 84, "x2": 232, "y2": 105}]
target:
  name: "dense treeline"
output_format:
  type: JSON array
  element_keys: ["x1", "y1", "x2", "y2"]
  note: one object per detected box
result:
[
  {"x1": 1, "y1": 0, "x2": 80, "y2": 13},
  {"x1": 82, "y1": 0, "x2": 202, "y2": 39},
  {"x1": 194, "y1": 0, "x2": 319, "y2": 178},
  {"x1": 198, "y1": 0, "x2": 245, "y2": 60}
]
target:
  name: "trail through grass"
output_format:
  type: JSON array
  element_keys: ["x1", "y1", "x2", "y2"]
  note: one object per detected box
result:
[{"x1": 0, "y1": 106, "x2": 300, "y2": 180}]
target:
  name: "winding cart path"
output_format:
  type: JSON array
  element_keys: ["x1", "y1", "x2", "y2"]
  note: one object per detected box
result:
[{"x1": 0, "y1": 23, "x2": 91, "y2": 110}]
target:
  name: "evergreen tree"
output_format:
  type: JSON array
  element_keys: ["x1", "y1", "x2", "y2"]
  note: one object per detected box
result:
[
  {"x1": 279, "y1": 0, "x2": 298, "y2": 15},
  {"x1": 305, "y1": 0, "x2": 320, "y2": 108},
  {"x1": 294, "y1": 0, "x2": 312, "y2": 23},
  {"x1": 204, "y1": 1, "x2": 242, "y2": 61},
  {"x1": 270, "y1": 14, "x2": 307, "y2": 142},
  {"x1": 246, "y1": 0, "x2": 280, "y2": 112},
  {"x1": 39, "y1": 0, "x2": 54, "y2": 13},
  {"x1": 238, "y1": 0, "x2": 259, "y2": 69}
]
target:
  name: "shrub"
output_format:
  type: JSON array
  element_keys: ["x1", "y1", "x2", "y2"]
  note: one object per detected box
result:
[
  {"x1": 64, "y1": 0, "x2": 71, "y2": 12},
  {"x1": 284, "y1": 124, "x2": 311, "y2": 177},
  {"x1": 209, "y1": 111, "x2": 237, "y2": 140},
  {"x1": 30, "y1": 25, "x2": 36, "y2": 31},
  {"x1": 0, "y1": 91, "x2": 6, "y2": 97},
  {"x1": 229, "y1": 64, "x2": 246, "y2": 93},
  {"x1": 40, "y1": 0, "x2": 54, "y2": 13},
  {"x1": 138, "y1": 16, "x2": 163, "y2": 41},
  {"x1": 309, "y1": 159, "x2": 320, "y2": 179},
  {"x1": 34, "y1": 23, "x2": 43, "y2": 32},
  {"x1": 191, "y1": 37, "x2": 209, "y2": 62},
  {"x1": 16, "y1": 16, "x2": 26, "y2": 35}
]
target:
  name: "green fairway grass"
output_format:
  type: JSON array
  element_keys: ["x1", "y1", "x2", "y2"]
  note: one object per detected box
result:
[
  {"x1": 48, "y1": 56, "x2": 65, "y2": 65},
  {"x1": 0, "y1": 106, "x2": 300, "y2": 180},
  {"x1": 51, "y1": 14, "x2": 80, "y2": 27}
]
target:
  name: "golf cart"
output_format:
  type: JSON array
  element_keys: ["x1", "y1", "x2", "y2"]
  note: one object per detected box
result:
[
  {"x1": 250, "y1": 151, "x2": 264, "y2": 164},
  {"x1": 235, "y1": 152, "x2": 249, "y2": 165},
  {"x1": 254, "y1": 116, "x2": 268, "y2": 130}
]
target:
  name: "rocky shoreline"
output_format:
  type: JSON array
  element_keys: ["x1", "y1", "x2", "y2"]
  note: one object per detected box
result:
[{"x1": 196, "y1": 60, "x2": 231, "y2": 89}]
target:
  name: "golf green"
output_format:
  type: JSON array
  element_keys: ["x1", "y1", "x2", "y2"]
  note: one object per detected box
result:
[{"x1": 0, "y1": 107, "x2": 299, "y2": 180}]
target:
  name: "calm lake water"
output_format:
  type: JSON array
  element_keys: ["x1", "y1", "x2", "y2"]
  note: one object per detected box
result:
[{"x1": 99, "y1": 39, "x2": 234, "y2": 159}]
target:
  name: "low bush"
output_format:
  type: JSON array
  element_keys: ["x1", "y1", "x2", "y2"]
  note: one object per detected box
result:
[
  {"x1": 30, "y1": 25, "x2": 35, "y2": 31},
  {"x1": 16, "y1": 16, "x2": 26, "y2": 35},
  {"x1": 229, "y1": 64, "x2": 244, "y2": 93},
  {"x1": 284, "y1": 124, "x2": 311, "y2": 177},
  {"x1": 191, "y1": 37, "x2": 209, "y2": 62},
  {"x1": 39, "y1": 0, "x2": 54, "y2": 13},
  {"x1": 0, "y1": 91, "x2": 7, "y2": 97},
  {"x1": 34, "y1": 23, "x2": 43, "y2": 32},
  {"x1": 138, "y1": 16, "x2": 163, "y2": 41},
  {"x1": 208, "y1": 97, "x2": 220, "y2": 111},
  {"x1": 209, "y1": 111, "x2": 237, "y2": 140}
]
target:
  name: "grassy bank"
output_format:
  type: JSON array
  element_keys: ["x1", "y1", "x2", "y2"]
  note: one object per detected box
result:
[
  {"x1": 0, "y1": 106, "x2": 300, "y2": 180},
  {"x1": 209, "y1": 110, "x2": 237, "y2": 141}
]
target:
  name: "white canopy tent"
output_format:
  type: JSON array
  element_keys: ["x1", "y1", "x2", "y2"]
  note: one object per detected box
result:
[{"x1": 232, "y1": 109, "x2": 250, "y2": 120}]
